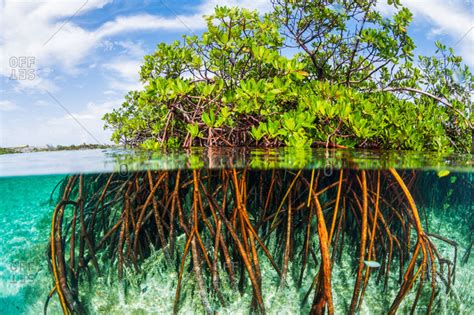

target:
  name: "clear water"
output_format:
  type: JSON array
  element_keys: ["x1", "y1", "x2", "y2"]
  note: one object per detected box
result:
[
  {"x1": 0, "y1": 175, "x2": 64, "y2": 314},
  {"x1": 0, "y1": 149, "x2": 472, "y2": 314},
  {"x1": 1, "y1": 148, "x2": 472, "y2": 176}
]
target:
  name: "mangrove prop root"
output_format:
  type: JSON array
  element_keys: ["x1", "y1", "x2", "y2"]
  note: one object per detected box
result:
[
  {"x1": 349, "y1": 170, "x2": 368, "y2": 314},
  {"x1": 308, "y1": 184, "x2": 334, "y2": 315},
  {"x1": 45, "y1": 168, "x2": 455, "y2": 314}
]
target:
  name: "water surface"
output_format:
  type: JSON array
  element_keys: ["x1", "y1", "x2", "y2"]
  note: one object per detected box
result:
[{"x1": 0, "y1": 148, "x2": 472, "y2": 314}]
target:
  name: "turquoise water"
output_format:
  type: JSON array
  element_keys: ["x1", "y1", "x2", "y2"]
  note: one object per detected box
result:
[
  {"x1": 0, "y1": 149, "x2": 472, "y2": 314},
  {"x1": 0, "y1": 175, "x2": 63, "y2": 314}
]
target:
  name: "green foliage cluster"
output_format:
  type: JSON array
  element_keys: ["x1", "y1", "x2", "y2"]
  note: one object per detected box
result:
[
  {"x1": 0, "y1": 147, "x2": 17, "y2": 155},
  {"x1": 103, "y1": 1, "x2": 473, "y2": 152}
]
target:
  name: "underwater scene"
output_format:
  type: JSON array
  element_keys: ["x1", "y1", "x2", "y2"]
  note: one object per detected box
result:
[{"x1": 0, "y1": 148, "x2": 472, "y2": 314}]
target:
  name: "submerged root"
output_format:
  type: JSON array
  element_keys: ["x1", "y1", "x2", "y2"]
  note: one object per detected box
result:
[{"x1": 45, "y1": 168, "x2": 458, "y2": 314}]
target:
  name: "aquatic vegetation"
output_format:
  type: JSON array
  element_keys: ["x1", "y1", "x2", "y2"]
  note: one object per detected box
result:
[
  {"x1": 45, "y1": 167, "x2": 468, "y2": 314},
  {"x1": 103, "y1": 2, "x2": 473, "y2": 152}
]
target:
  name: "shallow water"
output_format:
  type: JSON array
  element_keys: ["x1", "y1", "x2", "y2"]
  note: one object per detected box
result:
[
  {"x1": 0, "y1": 149, "x2": 472, "y2": 314},
  {"x1": 0, "y1": 175, "x2": 63, "y2": 314}
]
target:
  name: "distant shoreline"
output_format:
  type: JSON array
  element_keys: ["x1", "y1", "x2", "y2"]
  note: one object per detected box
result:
[{"x1": 0, "y1": 144, "x2": 115, "y2": 155}]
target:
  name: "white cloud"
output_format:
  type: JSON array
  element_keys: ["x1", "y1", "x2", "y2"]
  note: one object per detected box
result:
[
  {"x1": 199, "y1": 0, "x2": 273, "y2": 14},
  {"x1": 11, "y1": 76, "x2": 59, "y2": 94},
  {"x1": 95, "y1": 13, "x2": 205, "y2": 38},
  {"x1": 378, "y1": 0, "x2": 474, "y2": 66},
  {"x1": 101, "y1": 41, "x2": 146, "y2": 93},
  {"x1": 0, "y1": 100, "x2": 19, "y2": 112},
  {"x1": 34, "y1": 100, "x2": 50, "y2": 107},
  {"x1": 105, "y1": 78, "x2": 142, "y2": 95},
  {"x1": 0, "y1": 0, "x2": 112, "y2": 77},
  {"x1": 0, "y1": 0, "x2": 274, "y2": 80},
  {"x1": 0, "y1": 98, "x2": 119, "y2": 147},
  {"x1": 103, "y1": 59, "x2": 141, "y2": 80}
]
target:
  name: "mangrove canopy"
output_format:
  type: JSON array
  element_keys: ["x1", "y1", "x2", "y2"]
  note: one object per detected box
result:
[{"x1": 103, "y1": 0, "x2": 473, "y2": 152}]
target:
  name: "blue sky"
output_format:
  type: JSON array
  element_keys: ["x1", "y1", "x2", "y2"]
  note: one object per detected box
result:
[{"x1": 0, "y1": 0, "x2": 473, "y2": 147}]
